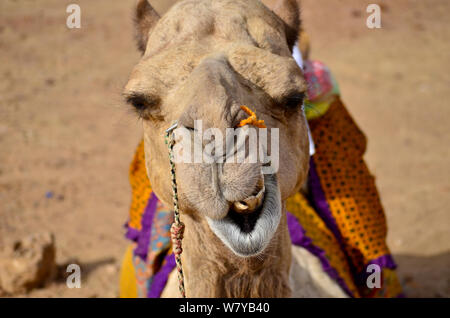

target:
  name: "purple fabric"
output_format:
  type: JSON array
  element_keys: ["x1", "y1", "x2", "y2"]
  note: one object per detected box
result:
[
  {"x1": 307, "y1": 158, "x2": 344, "y2": 245},
  {"x1": 287, "y1": 212, "x2": 354, "y2": 297},
  {"x1": 148, "y1": 253, "x2": 176, "y2": 298},
  {"x1": 366, "y1": 254, "x2": 397, "y2": 270},
  {"x1": 125, "y1": 226, "x2": 140, "y2": 242},
  {"x1": 134, "y1": 193, "x2": 158, "y2": 260}
]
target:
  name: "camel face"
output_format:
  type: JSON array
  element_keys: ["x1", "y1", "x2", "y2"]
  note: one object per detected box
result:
[{"x1": 124, "y1": 0, "x2": 309, "y2": 257}]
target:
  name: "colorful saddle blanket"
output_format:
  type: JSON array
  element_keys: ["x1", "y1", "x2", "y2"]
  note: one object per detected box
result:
[{"x1": 119, "y1": 61, "x2": 403, "y2": 298}]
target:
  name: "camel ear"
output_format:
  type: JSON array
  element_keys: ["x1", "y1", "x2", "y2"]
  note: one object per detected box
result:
[
  {"x1": 261, "y1": 0, "x2": 301, "y2": 50},
  {"x1": 135, "y1": 0, "x2": 160, "y2": 53}
]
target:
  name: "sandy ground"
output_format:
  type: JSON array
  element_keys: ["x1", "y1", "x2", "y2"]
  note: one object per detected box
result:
[{"x1": 0, "y1": 0, "x2": 449, "y2": 297}]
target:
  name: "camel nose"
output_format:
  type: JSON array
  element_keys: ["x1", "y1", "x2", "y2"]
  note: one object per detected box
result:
[{"x1": 232, "y1": 176, "x2": 265, "y2": 214}]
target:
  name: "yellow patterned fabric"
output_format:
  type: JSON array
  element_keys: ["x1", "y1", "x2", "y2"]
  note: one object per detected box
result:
[
  {"x1": 128, "y1": 140, "x2": 152, "y2": 231},
  {"x1": 119, "y1": 244, "x2": 138, "y2": 298},
  {"x1": 304, "y1": 97, "x2": 402, "y2": 297},
  {"x1": 310, "y1": 99, "x2": 388, "y2": 264}
]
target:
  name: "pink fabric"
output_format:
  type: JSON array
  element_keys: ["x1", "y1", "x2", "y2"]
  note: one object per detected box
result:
[{"x1": 304, "y1": 60, "x2": 335, "y2": 101}]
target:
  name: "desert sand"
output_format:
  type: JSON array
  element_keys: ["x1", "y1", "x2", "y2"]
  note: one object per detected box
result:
[{"x1": 0, "y1": 0, "x2": 448, "y2": 297}]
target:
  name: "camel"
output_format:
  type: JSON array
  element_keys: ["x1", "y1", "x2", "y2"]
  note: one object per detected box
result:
[{"x1": 123, "y1": 0, "x2": 347, "y2": 297}]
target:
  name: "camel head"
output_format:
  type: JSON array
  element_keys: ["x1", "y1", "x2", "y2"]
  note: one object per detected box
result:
[{"x1": 124, "y1": 0, "x2": 309, "y2": 257}]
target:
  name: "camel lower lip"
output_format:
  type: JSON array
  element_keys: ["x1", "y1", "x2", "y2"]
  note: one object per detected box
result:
[{"x1": 206, "y1": 174, "x2": 281, "y2": 257}]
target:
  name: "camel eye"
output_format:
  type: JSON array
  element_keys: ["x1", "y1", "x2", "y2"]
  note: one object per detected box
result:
[
  {"x1": 125, "y1": 93, "x2": 159, "y2": 119},
  {"x1": 284, "y1": 92, "x2": 305, "y2": 109},
  {"x1": 127, "y1": 95, "x2": 147, "y2": 111}
]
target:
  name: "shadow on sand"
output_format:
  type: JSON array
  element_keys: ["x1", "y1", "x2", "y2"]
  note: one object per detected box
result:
[{"x1": 394, "y1": 252, "x2": 450, "y2": 297}]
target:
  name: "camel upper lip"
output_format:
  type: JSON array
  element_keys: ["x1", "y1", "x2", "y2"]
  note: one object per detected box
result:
[{"x1": 206, "y1": 174, "x2": 281, "y2": 257}]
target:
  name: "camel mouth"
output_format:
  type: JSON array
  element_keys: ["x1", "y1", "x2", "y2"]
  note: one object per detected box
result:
[
  {"x1": 227, "y1": 205, "x2": 264, "y2": 234},
  {"x1": 206, "y1": 174, "x2": 281, "y2": 257}
]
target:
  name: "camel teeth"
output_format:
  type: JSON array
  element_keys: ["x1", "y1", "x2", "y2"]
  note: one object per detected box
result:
[{"x1": 233, "y1": 201, "x2": 249, "y2": 212}]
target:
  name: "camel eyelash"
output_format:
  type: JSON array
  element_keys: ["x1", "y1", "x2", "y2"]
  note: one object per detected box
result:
[
  {"x1": 284, "y1": 92, "x2": 305, "y2": 109},
  {"x1": 125, "y1": 93, "x2": 160, "y2": 119}
]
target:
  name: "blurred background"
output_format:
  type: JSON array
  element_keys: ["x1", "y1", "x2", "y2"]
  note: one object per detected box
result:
[{"x1": 0, "y1": 0, "x2": 448, "y2": 297}]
